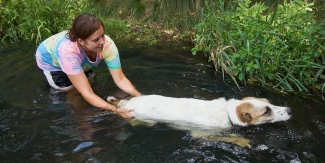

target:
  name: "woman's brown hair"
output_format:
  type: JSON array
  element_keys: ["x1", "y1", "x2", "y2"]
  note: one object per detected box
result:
[{"x1": 67, "y1": 13, "x2": 105, "y2": 42}]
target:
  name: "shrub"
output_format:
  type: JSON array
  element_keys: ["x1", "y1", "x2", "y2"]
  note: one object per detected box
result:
[
  {"x1": 0, "y1": 0, "x2": 93, "y2": 44},
  {"x1": 192, "y1": 0, "x2": 325, "y2": 95}
]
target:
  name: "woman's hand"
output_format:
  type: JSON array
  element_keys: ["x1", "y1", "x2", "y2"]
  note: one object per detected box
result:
[
  {"x1": 67, "y1": 73, "x2": 131, "y2": 117},
  {"x1": 114, "y1": 108, "x2": 134, "y2": 119}
]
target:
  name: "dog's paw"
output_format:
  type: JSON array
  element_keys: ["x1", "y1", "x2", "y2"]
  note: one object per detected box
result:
[{"x1": 107, "y1": 96, "x2": 118, "y2": 104}]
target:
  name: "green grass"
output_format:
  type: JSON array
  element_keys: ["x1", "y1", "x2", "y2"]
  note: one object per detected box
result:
[{"x1": 191, "y1": 0, "x2": 325, "y2": 97}]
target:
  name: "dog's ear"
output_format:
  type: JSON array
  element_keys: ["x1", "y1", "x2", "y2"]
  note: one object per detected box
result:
[
  {"x1": 237, "y1": 103, "x2": 253, "y2": 124},
  {"x1": 240, "y1": 113, "x2": 252, "y2": 122},
  {"x1": 242, "y1": 97, "x2": 269, "y2": 103}
]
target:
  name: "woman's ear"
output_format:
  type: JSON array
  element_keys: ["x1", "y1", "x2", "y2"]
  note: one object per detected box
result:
[{"x1": 77, "y1": 38, "x2": 84, "y2": 46}]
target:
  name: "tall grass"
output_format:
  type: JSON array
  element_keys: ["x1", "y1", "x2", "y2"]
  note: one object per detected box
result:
[
  {"x1": 0, "y1": 0, "x2": 92, "y2": 44},
  {"x1": 93, "y1": 0, "x2": 212, "y2": 31},
  {"x1": 93, "y1": 0, "x2": 290, "y2": 31},
  {"x1": 1, "y1": 0, "x2": 324, "y2": 97},
  {"x1": 192, "y1": 0, "x2": 325, "y2": 97},
  {"x1": 1, "y1": 0, "x2": 306, "y2": 43}
]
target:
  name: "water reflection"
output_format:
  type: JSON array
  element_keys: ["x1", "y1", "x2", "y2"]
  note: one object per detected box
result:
[{"x1": 0, "y1": 43, "x2": 325, "y2": 162}]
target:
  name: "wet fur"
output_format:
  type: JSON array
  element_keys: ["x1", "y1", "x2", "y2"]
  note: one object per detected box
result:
[
  {"x1": 107, "y1": 95, "x2": 291, "y2": 127},
  {"x1": 107, "y1": 95, "x2": 291, "y2": 147}
]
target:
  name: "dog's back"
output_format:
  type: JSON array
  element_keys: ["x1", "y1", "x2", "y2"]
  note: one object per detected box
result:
[{"x1": 108, "y1": 95, "x2": 231, "y2": 128}]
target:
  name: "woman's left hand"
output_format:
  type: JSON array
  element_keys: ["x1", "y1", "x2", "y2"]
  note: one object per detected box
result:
[{"x1": 115, "y1": 108, "x2": 134, "y2": 119}]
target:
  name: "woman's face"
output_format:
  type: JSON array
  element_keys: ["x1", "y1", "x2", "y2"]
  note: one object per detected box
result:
[{"x1": 78, "y1": 25, "x2": 105, "y2": 53}]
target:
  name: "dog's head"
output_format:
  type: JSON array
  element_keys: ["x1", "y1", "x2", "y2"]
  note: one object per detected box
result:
[{"x1": 228, "y1": 97, "x2": 291, "y2": 126}]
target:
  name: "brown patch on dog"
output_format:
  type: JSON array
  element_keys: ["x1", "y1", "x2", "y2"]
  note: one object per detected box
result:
[
  {"x1": 242, "y1": 97, "x2": 269, "y2": 103},
  {"x1": 236, "y1": 102, "x2": 262, "y2": 124},
  {"x1": 236, "y1": 103, "x2": 253, "y2": 123},
  {"x1": 107, "y1": 98, "x2": 120, "y2": 107},
  {"x1": 236, "y1": 102, "x2": 269, "y2": 124}
]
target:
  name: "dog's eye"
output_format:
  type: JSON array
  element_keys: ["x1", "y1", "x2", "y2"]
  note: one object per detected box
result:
[{"x1": 263, "y1": 106, "x2": 271, "y2": 116}]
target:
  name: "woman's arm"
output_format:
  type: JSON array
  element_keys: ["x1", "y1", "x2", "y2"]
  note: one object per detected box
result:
[
  {"x1": 109, "y1": 68, "x2": 141, "y2": 97},
  {"x1": 67, "y1": 73, "x2": 134, "y2": 118}
]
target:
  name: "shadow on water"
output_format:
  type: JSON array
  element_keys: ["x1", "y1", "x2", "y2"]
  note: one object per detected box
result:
[{"x1": 0, "y1": 42, "x2": 325, "y2": 162}]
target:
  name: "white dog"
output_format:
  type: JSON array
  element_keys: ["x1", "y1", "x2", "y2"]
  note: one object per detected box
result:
[
  {"x1": 107, "y1": 95, "x2": 291, "y2": 127},
  {"x1": 107, "y1": 95, "x2": 291, "y2": 146}
]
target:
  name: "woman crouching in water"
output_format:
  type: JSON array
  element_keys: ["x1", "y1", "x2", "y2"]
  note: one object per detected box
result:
[{"x1": 35, "y1": 13, "x2": 141, "y2": 118}]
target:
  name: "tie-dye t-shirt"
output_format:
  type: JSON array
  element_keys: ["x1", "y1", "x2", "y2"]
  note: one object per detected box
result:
[{"x1": 35, "y1": 30, "x2": 121, "y2": 75}]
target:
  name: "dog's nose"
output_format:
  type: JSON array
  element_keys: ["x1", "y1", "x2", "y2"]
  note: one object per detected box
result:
[{"x1": 286, "y1": 108, "x2": 291, "y2": 115}]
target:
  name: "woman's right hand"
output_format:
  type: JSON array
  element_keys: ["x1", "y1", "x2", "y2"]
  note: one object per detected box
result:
[
  {"x1": 67, "y1": 73, "x2": 134, "y2": 119},
  {"x1": 115, "y1": 108, "x2": 134, "y2": 119}
]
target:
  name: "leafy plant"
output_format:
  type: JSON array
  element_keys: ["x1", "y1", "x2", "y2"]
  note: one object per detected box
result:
[
  {"x1": 0, "y1": 0, "x2": 93, "y2": 44},
  {"x1": 192, "y1": 0, "x2": 325, "y2": 95}
]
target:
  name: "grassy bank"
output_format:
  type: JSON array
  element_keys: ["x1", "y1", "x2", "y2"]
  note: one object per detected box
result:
[
  {"x1": 1, "y1": 0, "x2": 324, "y2": 98},
  {"x1": 95, "y1": 0, "x2": 325, "y2": 97},
  {"x1": 192, "y1": 0, "x2": 325, "y2": 97}
]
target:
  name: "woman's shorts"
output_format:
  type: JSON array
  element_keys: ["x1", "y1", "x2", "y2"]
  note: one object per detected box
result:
[{"x1": 43, "y1": 69, "x2": 94, "y2": 90}]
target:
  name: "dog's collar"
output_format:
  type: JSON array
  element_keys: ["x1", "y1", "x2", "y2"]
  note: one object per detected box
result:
[{"x1": 227, "y1": 113, "x2": 233, "y2": 126}]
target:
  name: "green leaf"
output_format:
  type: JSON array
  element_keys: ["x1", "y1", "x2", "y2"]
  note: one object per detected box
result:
[
  {"x1": 267, "y1": 73, "x2": 273, "y2": 80},
  {"x1": 303, "y1": 71, "x2": 311, "y2": 77},
  {"x1": 253, "y1": 53, "x2": 261, "y2": 58},
  {"x1": 313, "y1": 67, "x2": 324, "y2": 84},
  {"x1": 239, "y1": 73, "x2": 245, "y2": 81},
  {"x1": 253, "y1": 64, "x2": 260, "y2": 69},
  {"x1": 233, "y1": 53, "x2": 240, "y2": 58},
  {"x1": 246, "y1": 66, "x2": 251, "y2": 72}
]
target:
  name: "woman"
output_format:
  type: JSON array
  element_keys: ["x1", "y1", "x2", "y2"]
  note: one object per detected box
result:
[{"x1": 35, "y1": 13, "x2": 141, "y2": 118}]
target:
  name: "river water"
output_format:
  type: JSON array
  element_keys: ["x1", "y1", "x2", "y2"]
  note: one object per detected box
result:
[{"x1": 0, "y1": 42, "x2": 325, "y2": 162}]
